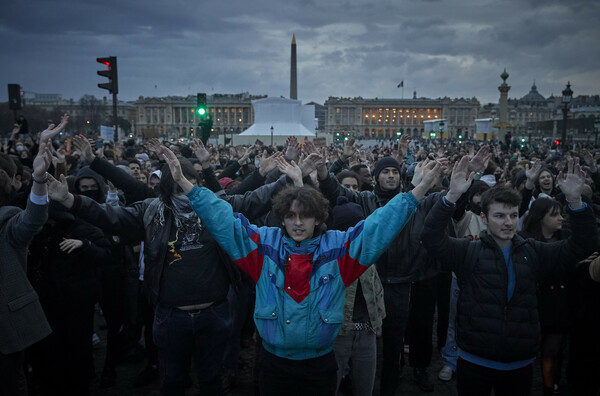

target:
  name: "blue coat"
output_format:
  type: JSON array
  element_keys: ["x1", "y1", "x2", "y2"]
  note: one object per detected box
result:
[{"x1": 187, "y1": 186, "x2": 420, "y2": 360}]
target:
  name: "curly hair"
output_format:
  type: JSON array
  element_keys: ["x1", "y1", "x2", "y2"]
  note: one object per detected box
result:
[{"x1": 272, "y1": 186, "x2": 330, "y2": 224}]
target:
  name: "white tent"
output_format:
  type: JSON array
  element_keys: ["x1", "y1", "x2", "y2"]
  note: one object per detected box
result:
[{"x1": 233, "y1": 97, "x2": 316, "y2": 145}]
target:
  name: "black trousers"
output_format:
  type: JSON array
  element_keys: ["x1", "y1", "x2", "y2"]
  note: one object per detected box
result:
[
  {"x1": 407, "y1": 275, "x2": 438, "y2": 368},
  {"x1": 0, "y1": 350, "x2": 25, "y2": 396},
  {"x1": 258, "y1": 347, "x2": 338, "y2": 396},
  {"x1": 379, "y1": 282, "x2": 411, "y2": 396},
  {"x1": 456, "y1": 357, "x2": 533, "y2": 396}
]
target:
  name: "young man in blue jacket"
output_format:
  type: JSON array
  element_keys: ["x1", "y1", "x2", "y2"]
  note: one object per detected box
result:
[
  {"x1": 160, "y1": 145, "x2": 441, "y2": 395},
  {"x1": 421, "y1": 156, "x2": 598, "y2": 396}
]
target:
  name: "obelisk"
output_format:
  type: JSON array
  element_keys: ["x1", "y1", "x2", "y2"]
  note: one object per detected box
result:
[{"x1": 290, "y1": 34, "x2": 297, "y2": 100}]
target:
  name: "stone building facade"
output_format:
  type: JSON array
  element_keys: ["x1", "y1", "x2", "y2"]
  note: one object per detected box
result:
[
  {"x1": 324, "y1": 94, "x2": 480, "y2": 140},
  {"x1": 135, "y1": 92, "x2": 266, "y2": 139}
]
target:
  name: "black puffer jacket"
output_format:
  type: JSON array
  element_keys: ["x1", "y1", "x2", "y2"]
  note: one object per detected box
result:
[{"x1": 422, "y1": 198, "x2": 598, "y2": 362}]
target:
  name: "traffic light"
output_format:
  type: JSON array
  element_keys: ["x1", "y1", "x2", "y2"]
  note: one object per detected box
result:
[
  {"x1": 429, "y1": 131, "x2": 436, "y2": 139},
  {"x1": 554, "y1": 139, "x2": 561, "y2": 146},
  {"x1": 7, "y1": 84, "x2": 22, "y2": 110},
  {"x1": 196, "y1": 94, "x2": 212, "y2": 144},
  {"x1": 97, "y1": 56, "x2": 118, "y2": 94},
  {"x1": 196, "y1": 93, "x2": 207, "y2": 119}
]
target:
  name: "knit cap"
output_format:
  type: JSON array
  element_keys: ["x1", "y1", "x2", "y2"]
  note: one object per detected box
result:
[
  {"x1": 331, "y1": 196, "x2": 365, "y2": 231},
  {"x1": 218, "y1": 177, "x2": 234, "y2": 190},
  {"x1": 374, "y1": 157, "x2": 402, "y2": 182}
]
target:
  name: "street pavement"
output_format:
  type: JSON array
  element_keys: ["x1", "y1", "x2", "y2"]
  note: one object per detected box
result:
[{"x1": 84, "y1": 312, "x2": 563, "y2": 395}]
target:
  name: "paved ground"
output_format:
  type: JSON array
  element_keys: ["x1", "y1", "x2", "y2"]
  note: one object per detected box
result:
[{"x1": 80, "y1": 312, "x2": 566, "y2": 396}]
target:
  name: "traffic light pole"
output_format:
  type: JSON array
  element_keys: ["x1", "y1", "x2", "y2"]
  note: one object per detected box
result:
[{"x1": 112, "y1": 92, "x2": 118, "y2": 142}]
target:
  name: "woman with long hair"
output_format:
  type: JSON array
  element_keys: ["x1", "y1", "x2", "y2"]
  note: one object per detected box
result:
[{"x1": 521, "y1": 198, "x2": 568, "y2": 395}]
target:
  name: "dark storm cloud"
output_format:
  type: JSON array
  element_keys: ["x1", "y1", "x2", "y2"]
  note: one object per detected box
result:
[{"x1": 0, "y1": 0, "x2": 598, "y2": 108}]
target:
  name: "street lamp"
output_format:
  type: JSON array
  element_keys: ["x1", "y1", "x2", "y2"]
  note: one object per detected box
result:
[
  {"x1": 270, "y1": 125, "x2": 274, "y2": 147},
  {"x1": 561, "y1": 81, "x2": 573, "y2": 147}
]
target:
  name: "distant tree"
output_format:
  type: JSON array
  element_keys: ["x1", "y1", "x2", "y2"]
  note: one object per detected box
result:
[{"x1": 117, "y1": 116, "x2": 132, "y2": 134}]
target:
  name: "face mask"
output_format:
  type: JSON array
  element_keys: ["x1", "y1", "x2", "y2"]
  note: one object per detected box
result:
[
  {"x1": 80, "y1": 189, "x2": 102, "y2": 203},
  {"x1": 171, "y1": 194, "x2": 191, "y2": 212},
  {"x1": 16, "y1": 145, "x2": 24, "y2": 152}
]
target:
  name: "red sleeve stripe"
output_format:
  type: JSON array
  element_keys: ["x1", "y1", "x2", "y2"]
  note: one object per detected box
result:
[
  {"x1": 234, "y1": 232, "x2": 264, "y2": 283},
  {"x1": 338, "y1": 239, "x2": 369, "y2": 287}
]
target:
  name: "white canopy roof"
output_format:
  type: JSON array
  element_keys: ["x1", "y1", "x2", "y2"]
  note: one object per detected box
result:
[{"x1": 239, "y1": 97, "x2": 316, "y2": 137}]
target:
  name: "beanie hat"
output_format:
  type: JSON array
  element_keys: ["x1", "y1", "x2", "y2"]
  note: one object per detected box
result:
[
  {"x1": 218, "y1": 177, "x2": 234, "y2": 190},
  {"x1": 331, "y1": 196, "x2": 365, "y2": 231},
  {"x1": 150, "y1": 169, "x2": 162, "y2": 180},
  {"x1": 374, "y1": 157, "x2": 401, "y2": 183},
  {"x1": 479, "y1": 174, "x2": 496, "y2": 187}
]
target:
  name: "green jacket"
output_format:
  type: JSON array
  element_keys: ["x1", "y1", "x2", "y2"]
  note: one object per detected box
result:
[{"x1": 338, "y1": 265, "x2": 386, "y2": 336}]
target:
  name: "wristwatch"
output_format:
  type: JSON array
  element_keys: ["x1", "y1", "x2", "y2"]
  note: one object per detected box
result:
[{"x1": 32, "y1": 172, "x2": 49, "y2": 184}]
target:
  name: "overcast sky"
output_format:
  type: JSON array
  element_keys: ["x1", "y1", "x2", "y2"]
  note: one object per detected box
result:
[{"x1": 1, "y1": 0, "x2": 599, "y2": 106}]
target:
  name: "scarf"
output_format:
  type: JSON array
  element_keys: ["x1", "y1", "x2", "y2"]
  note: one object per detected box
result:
[{"x1": 374, "y1": 183, "x2": 401, "y2": 202}]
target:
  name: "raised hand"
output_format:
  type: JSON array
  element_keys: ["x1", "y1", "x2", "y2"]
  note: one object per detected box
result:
[
  {"x1": 274, "y1": 157, "x2": 303, "y2": 186},
  {"x1": 258, "y1": 150, "x2": 283, "y2": 177},
  {"x1": 40, "y1": 114, "x2": 69, "y2": 143},
  {"x1": 238, "y1": 144, "x2": 256, "y2": 165},
  {"x1": 411, "y1": 160, "x2": 430, "y2": 187},
  {"x1": 32, "y1": 141, "x2": 53, "y2": 178},
  {"x1": 73, "y1": 135, "x2": 95, "y2": 163},
  {"x1": 59, "y1": 238, "x2": 84, "y2": 254},
  {"x1": 341, "y1": 138, "x2": 355, "y2": 163},
  {"x1": 145, "y1": 138, "x2": 163, "y2": 155},
  {"x1": 397, "y1": 134, "x2": 410, "y2": 160},
  {"x1": 190, "y1": 138, "x2": 211, "y2": 165},
  {"x1": 524, "y1": 160, "x2": 542, "y2": 189},
  {"x1": 557, "y1": 158, "x2": 585, "y2": 206},
  {"x1": 411, "y1": 161, "x2": 441, "y2": 201},
  {"x1": 284, "y1": 136, "x2": 301, "y2": 162},
  {"x1": 47, "y1": 174, "x2": 72, "y2": 206},
  {"x1": 303, "y1": 140, "x2": 319, "y2": 156},
  {"x1": 581, "y1": 149, "x2": 597, "y2": 173},
  {"x1": 235, "y1": 145, "x2": 246, "y2": 160},
  {"x1": 107, "y1": 180, "x2": 118, "y2": 194},
  {"x1": 447, "y1": 155, "x2": 475, "y2": 203},
  {"x1": 467, "y1": 145, "x2": 492, "y2": 173}
]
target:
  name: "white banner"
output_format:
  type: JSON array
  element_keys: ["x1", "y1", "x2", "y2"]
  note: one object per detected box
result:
[{"x1": 100, "y1": 125, "x2": 114, "y2": 142}]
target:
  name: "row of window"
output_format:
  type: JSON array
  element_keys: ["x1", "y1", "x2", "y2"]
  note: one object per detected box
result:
[{"x1": 138, "y1": 106, "x2": 252, "y2": 125}]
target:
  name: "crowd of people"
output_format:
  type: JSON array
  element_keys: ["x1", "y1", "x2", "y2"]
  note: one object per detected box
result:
[{"x1": 1, "y1": 114, "x2": 600, "y2": 396}]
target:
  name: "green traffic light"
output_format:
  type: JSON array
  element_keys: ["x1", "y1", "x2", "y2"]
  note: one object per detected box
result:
[{"x1": 197, "y1": 108, "x2": 206, "y2": 116}]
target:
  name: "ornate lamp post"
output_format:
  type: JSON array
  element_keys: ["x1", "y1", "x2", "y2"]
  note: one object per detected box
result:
[{"x1": 561, "y1": 82, "x2": 573, "y2": 147}]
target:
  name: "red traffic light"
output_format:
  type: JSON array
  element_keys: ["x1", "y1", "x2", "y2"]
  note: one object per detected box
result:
[
  {"x1": 97, "y1": 58, "x2": 111, "y2": 67},
  {"x1": 96, "y1": 56, "x2": 118, "y2": 94}
]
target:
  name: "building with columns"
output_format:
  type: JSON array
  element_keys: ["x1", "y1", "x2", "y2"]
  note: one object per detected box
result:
[
  {"x1": 479, "y1": 75, "x2": 554, "y2": 139},
  {"x1": 135, "y1": 92, "x2": 266, "y2": 139},
  {"x1": 324, "y1": 94, "x2": 480, "y2": 140}
]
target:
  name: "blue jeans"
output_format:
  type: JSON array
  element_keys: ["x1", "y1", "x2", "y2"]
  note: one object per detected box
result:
[
  {"x1": 441, "y1": 275, "x2": 459, "y2": 371},
  {"x1": 153, "y1": 301, "x2": 231, "y2": 395}
]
